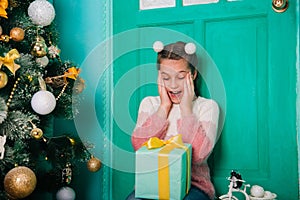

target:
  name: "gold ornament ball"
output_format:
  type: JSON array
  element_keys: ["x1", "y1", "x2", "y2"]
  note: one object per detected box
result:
[
  {"x1": 0, "y1": 71, "x2": 8, "y2": 89},
  {"x1": 30, "y1": 127, "x2": 43, "y2": 139},
  {"x1": 31, "y1": 36, "x2": 48, "y2": 58},
  {"x1": 87, "y1": 157, "x2": 101, "y2": 172},
  {"x1": 10, "y1": 27, "x2": 25, "y2": 42},
  {"x1": 4, "y1": 166, "x2": 37, "y2": 199}
]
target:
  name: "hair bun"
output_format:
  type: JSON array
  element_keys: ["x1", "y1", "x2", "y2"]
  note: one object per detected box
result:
[
  {"x1": 184, "y1": 42, "x2": 196, "y2": 54},
  {"x1": 153, "y1": 41, "x2": 164, "y2": 53}
]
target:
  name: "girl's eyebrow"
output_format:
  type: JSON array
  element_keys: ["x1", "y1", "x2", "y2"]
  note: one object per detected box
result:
[
  {"x1": 176, "y1": 70, "x2": 189, "y2": 76},
  {"x1": 178, "y1": 70, "x2": 188, "y2": 74},
  {"x1": 161, "y1": 72, "x2": 169, "y2": 75},
  {"x1": 161, "y1": 70, "x2": 188, "y2": 76}
]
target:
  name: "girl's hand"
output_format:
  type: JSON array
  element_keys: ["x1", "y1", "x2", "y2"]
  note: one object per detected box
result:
[
  {"x1": 157, "y1": 71, "x2": 172, "y2": 118},
  {"x1": 180, "y1": 72, "x2": 195, "y2": 116}
]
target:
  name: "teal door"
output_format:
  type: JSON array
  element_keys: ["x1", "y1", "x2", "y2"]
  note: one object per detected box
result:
[{"x1": 112, "y1": 0, "x2": 298, "y2": 199}]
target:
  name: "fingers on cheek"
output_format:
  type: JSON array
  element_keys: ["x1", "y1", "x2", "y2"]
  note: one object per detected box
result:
[
  {"x1": 187, "y1": 74, "x2": 191, "y2": 87},
  {"x1": 187, "y1": 72, "x2": 190, "y2": 80},
  {"x1": 189, "y1": 73, "x2": 193, "y2": 83},
  {"x1": 186, "y1": 75, "x2": 189, "y2": 86}
]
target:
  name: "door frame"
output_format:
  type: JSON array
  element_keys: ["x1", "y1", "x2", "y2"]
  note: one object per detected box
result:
[
  {"x1": 100, "y1": 0, "x2": 113, "y2": 199},
  {"x1": 297, "y1": 0, "x2": 300, "y2": 196}
]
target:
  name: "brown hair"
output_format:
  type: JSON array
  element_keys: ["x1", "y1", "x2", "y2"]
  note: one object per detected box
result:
[{"x1": 156, "y1": 41, "x2": 198, "y2": 75}]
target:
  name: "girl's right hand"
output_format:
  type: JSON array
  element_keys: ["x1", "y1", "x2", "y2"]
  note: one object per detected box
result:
[{"x1": 157, "y1": 71, "x2": 172, "y2": 118}]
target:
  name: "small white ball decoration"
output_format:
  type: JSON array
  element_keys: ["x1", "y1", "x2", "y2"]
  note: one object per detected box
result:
[
  {"x1": 263, "y1": 191, "x2": 273, "y2": 198},
  {"x1": 36, "y1": 56, "x2": 49, "y2": 67},
  {"x1": 56, "y1": 186, "x2": 76, "y2": 200},
  {"x1": 250, "y1": 185, "x2": 265, "y2": 198},
  {"x1": 184, "y1": 42, "x2": 196, "y2": 55},
  {"x1": 153, "y1": 41, "x2": 164, "y2": 53},
  {"x1": 28, "y1": 0, "x2": 55, "y2": 26},
  {"x1": 31, "y1": 90, "x2": 56, "y2": 115}
]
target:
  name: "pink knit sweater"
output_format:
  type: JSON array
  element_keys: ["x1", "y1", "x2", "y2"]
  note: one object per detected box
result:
[{"x1": 131, "y1": 96, "x2": 219, "y2": 200}]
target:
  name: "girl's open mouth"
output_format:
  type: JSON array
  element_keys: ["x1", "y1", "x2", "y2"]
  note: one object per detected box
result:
[{"x1": 168, "y1": 91, "x2": 182, "y2": 101}]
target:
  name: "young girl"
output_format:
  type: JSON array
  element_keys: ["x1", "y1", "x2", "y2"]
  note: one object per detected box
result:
[{"x1": 126, "y1": 41, "x2": 219, "y2": 200}]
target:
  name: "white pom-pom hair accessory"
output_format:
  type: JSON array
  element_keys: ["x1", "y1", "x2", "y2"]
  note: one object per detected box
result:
[
  {"x1": 184, "y1": 42, "x2": 196, "y2": 55},
  {"x1": 153, "y1": 41, "x2": 164, "y2": 53}
]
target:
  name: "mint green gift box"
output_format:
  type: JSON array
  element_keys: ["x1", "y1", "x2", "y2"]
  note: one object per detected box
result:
[{"x1": 135, "y1": 137, "x2": 192, "y2": 200}]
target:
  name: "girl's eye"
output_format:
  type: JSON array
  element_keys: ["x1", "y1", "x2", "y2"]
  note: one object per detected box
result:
[
  {"x1": 162, "y1": 75, "x2": 170, "y2": 81},
  {"x1": 177, "y1": 72, "x2": 188, "y2": 80}
]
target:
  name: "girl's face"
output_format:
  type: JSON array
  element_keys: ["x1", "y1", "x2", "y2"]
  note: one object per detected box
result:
[{"x1": 160, "y1": 58, "x2": 196, "y2": 104}]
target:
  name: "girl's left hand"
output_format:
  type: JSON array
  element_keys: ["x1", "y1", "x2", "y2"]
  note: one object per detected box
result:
[{"x1": 180, "y1": 72, "x2": 195, "y2": 116}]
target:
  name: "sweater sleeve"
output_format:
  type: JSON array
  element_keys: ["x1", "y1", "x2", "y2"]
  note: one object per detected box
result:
[
  {"x1": 131, "y1": 97, "x2": 169, "y2": 151},
  {"x1": 177, "y1": 99, "x2": 219, "y2": 163}
]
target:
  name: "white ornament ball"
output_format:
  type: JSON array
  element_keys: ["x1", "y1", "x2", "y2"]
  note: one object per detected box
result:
[
  {"x1": 184, "y1": 42, "x2": 196, "y2": 55},
  {"x1": 250, "y1": 185, "x2": 265, "y2": 198},
  {"x1": 31, "y1": 90, "x2": 56, "y2": 115},
  {"x1": 36, "y1": 56, "x2": 49, "y2": 67},
  {"x1": 28, "y1": 0, "x2": 55, "y2": 26},
  {"x1": 153, "y1": 41, "x2": 164, "y2": 53},
  {"x1": 56, "y1": 187, "x2": 76, "y2": 200}
]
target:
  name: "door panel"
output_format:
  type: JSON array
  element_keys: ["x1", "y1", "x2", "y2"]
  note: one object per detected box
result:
[
  {"x1": 113, "y1": 0, "x2": 298, "y2": 199},
  {"x1": 205, "y1": 15, "x2": 270, "y2": 191},
  {"x1": 205, "y1": 16, "x2": 268, "y2": 169}
]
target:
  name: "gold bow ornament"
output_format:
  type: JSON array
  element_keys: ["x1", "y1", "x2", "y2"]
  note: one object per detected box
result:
[
  {"x1": 0, "y1": 49, "x2": 21, "y2": 75},
  {"x1": 136, "y1": 134, "x2": 192, "y2": 200},
  {"x1": 63, "y1": 67, "x2": 80, "y2": 82},
  {"x1": 0, "y1": 0, "x2": 8, "y2": 19}
]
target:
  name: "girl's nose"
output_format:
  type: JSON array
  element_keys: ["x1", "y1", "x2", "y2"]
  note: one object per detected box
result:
[{"x1": 169, "y1": 78, "x2": 178, "y2": 89}]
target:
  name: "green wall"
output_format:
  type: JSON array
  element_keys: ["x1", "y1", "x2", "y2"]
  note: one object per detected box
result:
[{"x1": 53, "y1": 1, "x2": 106, "y2": 199}]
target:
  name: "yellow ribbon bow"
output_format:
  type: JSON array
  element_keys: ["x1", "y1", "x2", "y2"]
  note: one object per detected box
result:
[
  {"x1": 143, "y1": 134, "x2": 185, "y2": 149},
  {"x1": 63, "y1": 67, "x2": 80, "y2": 82},
  {"x1": 0, "y1": 49, "x2": 21, "y2": 75},
  {"x1": 0, "y1": 0, "x2": 8, "y2": 19}
]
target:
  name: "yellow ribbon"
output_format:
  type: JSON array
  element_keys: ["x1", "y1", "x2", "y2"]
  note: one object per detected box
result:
[
  {"x1": 143, "y1": 134, "x2": 191, "y2": 199},
  {"x1": 63, "y1": 67, "x2": 80, "y2": 82},
  {"x1": 0, "y1": 0, "x2": 8, "y2": 19},
  {"x1": 143, "y1": 134, "x2": 185, "y2": 149},
  {"x1": 0, "y1": 49, "x2": 21, "y2": 75}
]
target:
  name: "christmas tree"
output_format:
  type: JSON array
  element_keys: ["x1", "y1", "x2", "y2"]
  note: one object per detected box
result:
[{"x1": 0, "y1": 0, "x2": 101, "y2": 199}]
